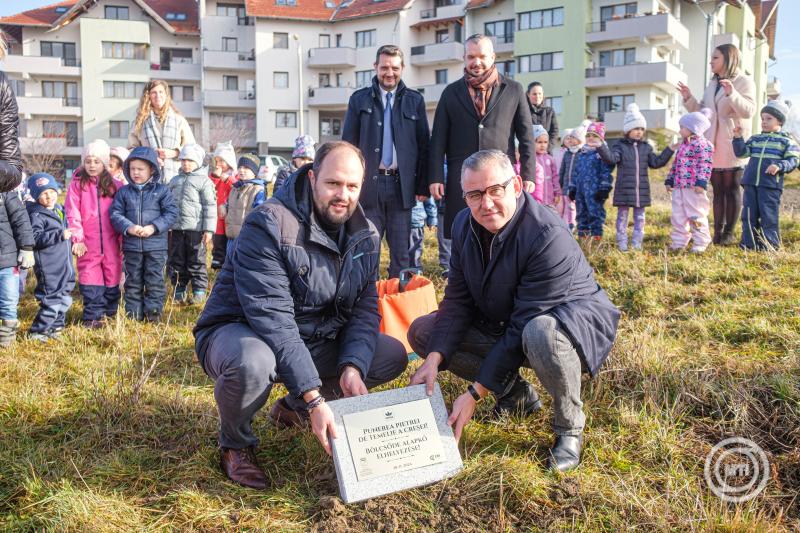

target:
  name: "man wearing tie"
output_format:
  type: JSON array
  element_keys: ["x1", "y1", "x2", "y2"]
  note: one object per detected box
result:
[{"x1": 343, "y1": 45, "x2": 430, "y2": 278}]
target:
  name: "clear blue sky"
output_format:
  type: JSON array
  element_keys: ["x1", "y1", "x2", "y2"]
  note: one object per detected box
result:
[{"x1": 2, "y1": 0, "x2": 799, "y2": 102}]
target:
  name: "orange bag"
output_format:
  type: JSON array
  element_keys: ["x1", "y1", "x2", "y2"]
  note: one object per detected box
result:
[{"x1": 376, "y1": 271, "x2": 438, "y2": 353}]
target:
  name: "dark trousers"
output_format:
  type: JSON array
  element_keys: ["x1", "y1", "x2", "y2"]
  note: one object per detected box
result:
[
  {"x1": 710, "y1": 168, "x2": 743, "y2": 241},
  {"x1": 168, "y1": 230, "x2": 208, "y2": 292},
  {"x1": 211, "y1": 233, "x2": 228, "y2": 269},
  {"x1": 31, "y1": 290, "x2": 72, "y2": 333},
  {"x1": 741, "y1": 185, "x2": 782, "y2": 250},
  {"x1": 199, "y1": 322, "x2": 409, "y2": 449},
  {"x1": 363, "y1": 175, "x2": 412, "y2": 278},
  {"x1": 79, "y1": 284, "x2": 121, "y2": 321},
  {"x1": 123, "y1": 250, "x2": 167, "y2": 319}
]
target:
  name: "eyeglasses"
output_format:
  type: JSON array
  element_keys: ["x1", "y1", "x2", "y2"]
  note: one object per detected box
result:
[{"x1": 463, "y1": 177, "x2": 514, "y2": 207}]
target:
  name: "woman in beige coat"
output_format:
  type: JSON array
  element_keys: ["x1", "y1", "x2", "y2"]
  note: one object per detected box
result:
[{"x1": 678, "y1": 44, "x2": 756, "y2": 245}]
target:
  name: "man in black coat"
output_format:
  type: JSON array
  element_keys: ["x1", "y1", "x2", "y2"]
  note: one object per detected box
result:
[
  {"x1": 342, "y1": 45, "x2": 430, "y2": 278},
  {"x1": 409, "y1": 150, "x2": 620, "y2": 472},
  {"x1": 429, "y1": 34, "x2": 535, "y2": 238},
  {"x1": 194, "y1": 142, "x2": 408, "y2": 489},
  {"x1": 527, "y1": 81, "x2": 560, "y2": 153}
]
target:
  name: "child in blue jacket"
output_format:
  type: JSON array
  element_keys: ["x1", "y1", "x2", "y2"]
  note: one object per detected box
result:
[
  {"x1": 110, "y1": 147, "x2": 179, "y2": 322},
  {"x1": 567, "y1": 122, "x2": 614, "y2": 239},
  {"x1": 732, "y1": 100, "x2": 800, "y2": 250},
  {"x1": 26, "y1": 173, "x2": 75, "y2": 341}
]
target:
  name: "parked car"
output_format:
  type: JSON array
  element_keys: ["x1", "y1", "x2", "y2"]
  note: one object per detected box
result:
[{"x1": 259, "y1": 155, "x2": 289, "y2": 183}]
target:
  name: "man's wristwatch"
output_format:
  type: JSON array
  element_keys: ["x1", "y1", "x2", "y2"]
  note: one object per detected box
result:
[{"x1": 467, "y1": 384, "x2": 482, "y2": 402}]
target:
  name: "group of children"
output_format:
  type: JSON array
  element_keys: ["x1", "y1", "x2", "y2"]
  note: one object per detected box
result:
[
  {"x1": 533, "y1": 100, "x2": 797, "y2": 253},
  {"x1": 0, "y1": 138, "x2": 276, "y2": 346}
]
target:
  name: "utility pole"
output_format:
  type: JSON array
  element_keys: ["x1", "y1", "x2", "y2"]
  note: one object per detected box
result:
[{"x1": 293, "y1": 34, "x2": 304, "y2": 136}]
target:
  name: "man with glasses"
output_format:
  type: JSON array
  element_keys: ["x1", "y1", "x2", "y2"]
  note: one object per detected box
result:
[{"x1": 408, "y1": 150, "x2": 619, "y2": 472}]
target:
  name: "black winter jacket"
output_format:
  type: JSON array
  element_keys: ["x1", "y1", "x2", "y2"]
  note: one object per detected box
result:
[
  {"x1": 598, "y1": 139, "x2": 673, "y2": 208},
  {"x1": 529, "y1": 103, "x2": 560, "y2": 153},
  {"x1": 426, "y1": 192, "x2": 620, "y2": 393},
  {"x1": 0, "y1": 71, "x2": 23, "y2": 193},
  {"x1": 27, "y1": 202, "x2": 75, "y2": 296},
  {"x1": 342, "y1": 78, "x2": 430, "y2": 210},
  {"x1": 0, "y1": 191, "x2": 33, "y2": 268},
  {"x1": 194, "y1": 165, "x2": 382, "y2": 398}
]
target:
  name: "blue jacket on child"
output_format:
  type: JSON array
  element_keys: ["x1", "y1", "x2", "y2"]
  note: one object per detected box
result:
[
  {"x1": 732, "y1": 131, "x2": 799, "y2": 190},
  {"x1": 0, "y1": 191, "x2": 33, "y2": 269},
  {"x1": 111, "y1": 147, "x2": 179, "y2": 252},
  {"x1": 567, "y1": 146, "x2": 614, "y2": 237},
  {"x1": 27, "y1": 202, "x2": 75, "y2": 297}
]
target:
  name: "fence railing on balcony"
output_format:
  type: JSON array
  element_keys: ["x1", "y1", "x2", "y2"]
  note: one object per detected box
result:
[{"x1": 585, "y1": 67, "x2": 606, "y2": 78}]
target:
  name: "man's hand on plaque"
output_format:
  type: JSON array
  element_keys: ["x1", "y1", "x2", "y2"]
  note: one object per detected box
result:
[
  {"x1": 340, "y1": 365, "x2": 368, "y2": 397},
  {"x1": 409, "y1": 352, "x2": 442, "y2": 396}
]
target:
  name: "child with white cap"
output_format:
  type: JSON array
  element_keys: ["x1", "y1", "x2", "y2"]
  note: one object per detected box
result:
[
  {"x1": 558, "y1": 120, "x2": 590, "y2": 232},
  {"x1": 531, "y1": 124, "x2": 561, "y2": 208}
]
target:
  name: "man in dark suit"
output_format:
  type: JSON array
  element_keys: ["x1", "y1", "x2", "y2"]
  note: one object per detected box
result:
[
  {"x1": 429, "y1": 34, "x2": 535, "y2": 237},
  {"x1": 343, "y1": 45, "x2": 430, "y2": 278}
]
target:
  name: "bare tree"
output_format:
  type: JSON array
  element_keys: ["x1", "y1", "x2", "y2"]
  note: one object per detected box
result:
[{"x1": 20, "y1": 135, "x2": 67, "y2": 177}]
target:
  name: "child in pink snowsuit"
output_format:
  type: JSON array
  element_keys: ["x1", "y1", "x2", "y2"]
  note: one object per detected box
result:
[
  {"x1": 65, "y1": 140, "x2": 125, "y2": 327},
  {"x1": 665, "y1": 109, "x2": 714, "y2": 253},
  {"x1": 531, "y1": 124, "x2": 561, "y2": 207},
  {"x1": 558, "y1": 123, "x2": 589, "y2": 231}
]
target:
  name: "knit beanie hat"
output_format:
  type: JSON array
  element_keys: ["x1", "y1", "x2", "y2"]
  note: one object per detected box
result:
[
  {"x1": 292, "y1": 135, "x2": 316, "y2": 160},
  {"x1": 532, "y1": 124, "x2": 548, "y2": 141},
  {"x1": 83, "y1": 139, "x2": 111, "y2": 169},
  {"x1": 560, "y1": 128, "x2": 573, "y2": 145},
  {"x1": 238, "y1": 153, "x2": 260, "y2": 177},
  {"x1": 762, "y1": 99, "x2": 789, "y2": 125},
  {"x1": 568, "y1": 119, "x2": 592, "y2": 145},
  {"x1": 679, "y1": 108, "x2": 713, "y2": 136},
  {"x1": 28, "y1": 172, "x2": 60, "y2": 200},
  {"x1": 586, "y1": 122, "x2": 606, "y2": 141},
  {"x1": 213, "y1": 141, "x2": 237, "y2": 170},
  {"x1": 110, "y1": 146, "x2": 130, "y2": 165},
  {"x1": 179, "y1": 143, "x2": 206, "y2": 168},
  {"x1": 623, "y1": 103, "x2": 647, "y2": 133}
]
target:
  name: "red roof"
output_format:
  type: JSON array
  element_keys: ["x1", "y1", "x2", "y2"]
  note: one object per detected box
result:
[
  {"x1": 465, "y1": 0, "x2": 493, "y2": 10},
  {"x1": 0, "y1": 0, "x2": 77, "y2": 27},
  {"x1": 331, "y1": 0, "x2": 412, "y2": 21},
  {"x1": 245, "y1": 0, "x2": 338, "y2": 21}
]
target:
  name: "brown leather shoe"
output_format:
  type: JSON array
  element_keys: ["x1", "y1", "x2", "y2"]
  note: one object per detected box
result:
[
  {"x1": 220, "y1": 447, "x2": 268, "y2": 489},
  {"x1": 269, "y1": 396, "x2": 308, "y2": 428}
]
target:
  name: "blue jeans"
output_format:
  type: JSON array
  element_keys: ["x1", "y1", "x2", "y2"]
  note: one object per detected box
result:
[{"x1": 0, "y1": 267, "x2": 20, "y2": 321}]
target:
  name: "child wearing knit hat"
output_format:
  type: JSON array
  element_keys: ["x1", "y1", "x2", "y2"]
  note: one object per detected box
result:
[
  {"x1": 209, "y1": 141, "x2": 239, "y2": 270},
  {"x1": 222, "y1": 153, "x2": 269, "y2": 254},
  {"x1": 566, "y1": 121, "x2": 614, "y2": 239},
  {"x1": 597, "y1": 104, "x2": 674, "y2": 251},
  {"x1": 274, "y1": 135, "x2": 317, "y2": 193},
  {"x1": 732, "y1": 100, "x2": 800, "y2": 250},
  {"x1": 531, "y1": 124, "x2": 561, "y2": 208},
  {"x1": 664, "y1": 108, "x2": 715, "y2": 253},
  {"x1": 556, "y1": 123, "x2": 588, "y2": 232}
]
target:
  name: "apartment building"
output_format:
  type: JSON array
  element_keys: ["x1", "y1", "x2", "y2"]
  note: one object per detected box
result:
[{"x1": 0, "y1": 0, "x2": 779, "y2": 170}]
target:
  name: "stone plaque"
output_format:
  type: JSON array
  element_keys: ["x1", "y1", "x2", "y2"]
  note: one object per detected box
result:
[{"x1": 327, "y1": 383, "x2": 463, "y2": 503}]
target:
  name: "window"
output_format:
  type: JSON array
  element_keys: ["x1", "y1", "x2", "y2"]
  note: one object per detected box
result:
[
  {"x1": 170, "y1": 85, "x2": 194, "y2": 102},
  {"x1": 484, "y1": 20, "x2": 514, "y2": 44},
  {"x1": 273, "y1": 32, "x2": 289, "y2": 49},
  {"x1": 598, "y1": 95, "x2": 635, "y2": 120},
  {"x1": 209, "y1": 112, "x2": 256, "y2": 132},
  {"x1": 276, "y1": 0, "x2": 298, "y2": 5},
  {"x1": 336, "y1": 34, "x2": 343, "y2": 47},
  {"x1": 40, "y1": 41, "x2": 78, "y2": 66},
  {"x1": 43, "y1": 121, "x2": 79, "y2": 146},
  {"x1": 273, "y1": 71, "x2": 289, "y2": 88},
  {"x1": 355, "y1": 30, "x2": 376, "y2": 48},
  {"x1": 104, "y1": 6, "x2": 129, "y2": 19},
  {"x1": 545, "y1": 96, "x2": 563, "y2": 115},
  {"x1": 355, "y1": 70, "x2": 371, "y2": 88},
  {"x1": 103, "y1": 81, "x2": 146, "y2": 99},
  {"x1": 518, "y1": 7, "x2": 564, "y2": 30},
  {"x1": 600, "y1": 3, "x2": 637, "y2": 23},
  {"x1": 599, "y1": 48, "x2": 636, "y2": 67},
  {"x1": 435, "y1": 29, "x2": 449, "y2": 43},
  {"x1": 165, "y1": 12, "x2": 187, "y2": 21},
  {"x1": 435, "y1": 69, "x2": 448, "y2": 85},
  {"x1": 109, "y1": 121, "x2": 130, "y2": 139},
  {"x1": 102, "y1": 41, "x2": 148, "y2": 60},
  {"x1": 217, "y1": 3, "x2": 252, "y2": 24},
  {"x1": 319, "y1": 34, "x2": 331, "y2": 48},
  {"x1": 276, "y1": 112, "x2": 297, "y2": 128},
  {"x1": 159, "y1": 48, "x2": 192, "y2": 68},
  {"x1": 496, "y1": 59, "x2": 515, "y2": 79},
  {"x1": 55, "y1": 6, "x2": 68, "y2": 13},
  {"x1": 319, "y1": 73, "x2": 331, "y2": 87},
  {"x1": 518, "y1": 51, "x2": 563, "y2": 73},
  {"x1": 223, "y1": 76, "x2": 239, "y2": 91},
  {"x1": 222, "y1": 37, "x2": 238, "y2": 52},
  {"x1": 320, "y1": 118, "x2": 342, "y2": 137},
  {"x1": 9, "y1": 79, "x2": 25, "y2": 97},
  {"x1": 42, "y1": 81, "x2": 79, "y2": 105}
]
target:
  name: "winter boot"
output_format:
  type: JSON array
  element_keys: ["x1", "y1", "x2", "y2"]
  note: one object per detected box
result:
[{"x1": 0, "y1": 319, "x2": 19, "y2": 347}]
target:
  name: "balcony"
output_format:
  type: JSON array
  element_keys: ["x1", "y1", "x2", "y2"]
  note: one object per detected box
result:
[
  {"x1": 489, "y1": 35, "x2": 514, "y2": 55},
  {"x1": 203, "y1": 50, "x2": 256, "y2": 71},
  {"x1": 173, "y1": 100, "x2": 202, "y2": 119},
  {"x1": 204, "y1": 89, "x2": 256, "y2": 108},
  {"x1": 602, "y1": 108, "x2": 681, "y2": 134},
  {"x1": 307, "y1": 86, "x2": 355, "y2": 108},
  {"x1": 586, "y1": 12, "x2": 689, "y2": 50},
  {"x1": 585, "y1": 62, "x2": 687, "y2": 92},
  {"x1": 1, "y1": 54, "x2": 81, "y2": 78},
  {"x1": 410, "y1": 41, "x2": 463, "y2": 66},
  {"x1": 416, "y1": 83, "x2": 447, "y2": 105},
  {"x1": 16, "y1": 96, "x2": 82, "y2": 117},
  {"x1": 150, "y1": 61, "x2": 201, "y2": 81},
  {"x1": 307, "y1": 47, "x2": 357, "y2": 69},
  {"x1": 418, "y1": 0, "x2": 464, "y2": 22}
]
